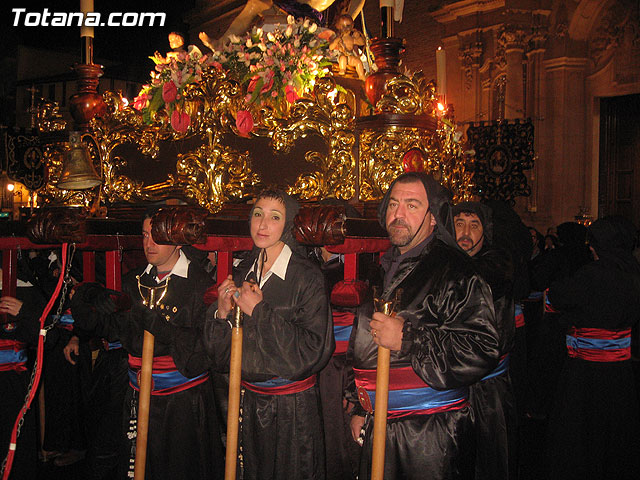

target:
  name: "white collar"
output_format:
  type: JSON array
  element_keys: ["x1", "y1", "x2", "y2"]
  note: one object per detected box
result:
[
  {"x1": 248, "y1": 244, "x2": 292, "y2": 287},
  {"x1": 144, "y1": 249, "x2": 190, "y2": 281}
]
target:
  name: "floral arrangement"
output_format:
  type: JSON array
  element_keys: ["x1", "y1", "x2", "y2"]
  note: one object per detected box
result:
[
  {"x1": 132, "y1": 15, "x2": 333, "y2": 135},
  {"x1": 210, "y1": 16, "x2": 333, "y2": 135},
  {"x1": 132, "y1": 45, "x2": 213, "y2": 133}
]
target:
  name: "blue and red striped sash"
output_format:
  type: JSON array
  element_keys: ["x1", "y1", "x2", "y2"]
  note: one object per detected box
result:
[
  {"x1": 53, "y1": 313, "x2": 75, "y2": 331},
  {"x1": 544, "y1": 289, "x2": 557, "y2": 313},
  {"x1": 128, "y1": 354, "x2": 209, "y2": 395},
  {"x1": 481, "y1": 354, "x2": 509, "y2": 381},
  {"x1": 102, "y1": 339, "x2": 122, "y2": 351},
  {"x1": 0, "y1": 338, "x2": 27, "y2": 372},
  {"x1": 242, "y1": 374, "x2": 317, "y2": 395},
  {"x1": 354, "y1": 366, "x2": 468, "y2": 419},
  {"x1": 333, "y1": 310, "x2": 355, "y2": 355},
  {"x1": 514, "y1": 303, "x2": 525, "y2": 328},
  {"x1": 566, "y1": 327, "x2": 632, "y2": 362}
]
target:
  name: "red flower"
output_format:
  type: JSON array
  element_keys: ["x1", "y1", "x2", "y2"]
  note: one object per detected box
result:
[
  {"x1": 171, "y1": 109, "x2": 190, "y2": 133},
  {"x1": 236, "y1": 110, "x2": 254, "y2": 137},
  {"x1": 162, "y1": 81, "x2": 178, "y2": 104},
  {"x1": 132, "y1": 92, "x2": 149, "y2": 110},
  {"x1": 285, "y1": 85, "x2": 299, "y2": 103},
  {"x1": 247, "y1": 75, "x2": 260, "y2": 93},
  {"x1": 260, "y1": 70, "x2": 275, "y2": 94}
]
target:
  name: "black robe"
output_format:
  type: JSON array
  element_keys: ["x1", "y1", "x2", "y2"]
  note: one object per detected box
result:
[
  {"x1": 73, "y1": 260, "x2": 224, "y2": 480},
  {"x1": 204, "y1": 251, "x2": 334, "y2": 480},
  {"x1": 546, "y1": 255, "x2": 640, "y2": 479},
  {"x1": 0, "y1": 287, "x2": 43, "y2": 480},
  {"x1": 350, "y1": 238, "x2": 500, "y2": 480},
  {"x1": 467, "y1": 244, "x2": 516, "y2": 480}
]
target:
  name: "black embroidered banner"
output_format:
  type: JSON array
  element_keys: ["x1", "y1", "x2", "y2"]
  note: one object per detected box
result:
[
  {"x1": 466, "y1": 119, "x2": 535, "y2": 205},
  {"x1": 4, "y1": 129, "x2": 46, "y2": 190}
]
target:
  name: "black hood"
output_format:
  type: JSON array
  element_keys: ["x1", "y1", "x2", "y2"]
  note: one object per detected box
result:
[
  {"x1": 451, "y1": 201, "x2": 493, "y2": 245},
  {"x1": 377, "y1": 172, "x2": 456, "y2": 248},
  {"x1": 249, "y1": 190, "x2": 301, "y2": 253}
]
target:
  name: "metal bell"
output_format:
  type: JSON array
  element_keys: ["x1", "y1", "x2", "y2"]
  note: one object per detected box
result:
[{"x1": 56, "y1": 131, "x2": 101, "y2": 190}]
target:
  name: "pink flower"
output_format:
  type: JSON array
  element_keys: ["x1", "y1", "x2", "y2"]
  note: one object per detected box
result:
[
  {"x1": 285, "y1": 85, "x2": 299, "y2": 103},
  {"x1": 171, "y1": 109, "x2": 190, "y2": 133},
  {"x1": 236, "y1": 110, "x2": 254, "y2": 137},
  {"x1": 162, "y1": 81, "x2": 178, "y2": 104},
  {"x1": 271, "y1": 90, "x2": 278, "y2": 97},
  {"x1": 132, "y1": 92, "x2": 149, "y2": 110},
  {"x1": 260, "y1": 70, "x2": 275, "y2": 94},
  {"x1": 247, "y1": 75, "x2": 260, "y2": 93},
  {"x1": 211, "y1": 61, "x2": 223, "y2": 71}
]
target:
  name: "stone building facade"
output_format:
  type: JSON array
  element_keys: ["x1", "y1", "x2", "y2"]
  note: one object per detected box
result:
[{"x1": 188, "y1": 0, "x2": 640, "y2": 230}]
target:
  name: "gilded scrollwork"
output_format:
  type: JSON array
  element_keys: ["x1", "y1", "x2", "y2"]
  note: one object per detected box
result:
[
  {"x1": 273, "y1": 76, "x2": 357, "y2": 200},
  {"x1": 172, "y1": 132, "x2": 260, "y2": 213},
  {"x1": 377, "y1": 72, "x2": 438, "y2": 115}
]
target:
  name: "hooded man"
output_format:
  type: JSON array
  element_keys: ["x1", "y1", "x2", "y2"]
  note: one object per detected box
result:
[
  {"x1": 546, "y1": 216, "x2": 640, "y2": 479},
  {"x1": 348, "y1": 172, "x2": 500, "y2": 480},
  {"x1": 453, "y1": 201, "x2": 518, "y2": 480}
]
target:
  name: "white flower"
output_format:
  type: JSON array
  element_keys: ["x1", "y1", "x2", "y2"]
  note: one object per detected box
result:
[
  {"x1": 303, "y1": 19, "x2": 310, "y2": 29},
  {"x1": 285, "y1": 25, "x2": 293, "y2": 38},
  {"x1": 258, "y1": 43, "x2": 267, "y2": 52},
  {"x1": 256, "y1": 28, "x2": 263, "y2": 37},
  {"x1": 246, "y1": 38, "x2": 253, "y2": 48},
  {"x1": 308, "y1": 23, "x2": 317, "y2": 33},
  {"x1": 229, "y1": 34, "x2": 241, "y2": 44},
  {"x1": 287, "y1": 15, "x2": 295, "y2": 25},
  {"x1": 267, "y1": 32, "x2": 276, "y2": 43},
  {"x1": 187, "y1": 45, "x2": 202, "y2": 58}
]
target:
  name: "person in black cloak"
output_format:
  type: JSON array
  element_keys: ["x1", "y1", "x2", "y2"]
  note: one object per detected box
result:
[
  {"x1": 347, "y1": 172, "x2": 499, "y2": 480},
  {"x1": 0, "y1": 254, "x2": 47, "y2": 480},
  {"x1": 452, "y1": 201, "x2": 516, "y2": 480},
  {"x1": 71, "y1": 208, "x2": 224, "y2": 480},
  {"x1": 204, "y1": 189, "x2": 334, "y2": 480},
  {"x1": 545, "y1": 216, "x2": 640, "y2": 480}
]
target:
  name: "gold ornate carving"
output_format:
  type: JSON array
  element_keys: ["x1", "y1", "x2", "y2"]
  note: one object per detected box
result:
[
  {"x1": 356, "y1": 71, "x2": 471, "y2": 202},
  {"x1": 90, "y1": 71, "x2": 261, "y2": 213},
  {"x1": 37, "y1": 100, "x2": 66, "y2": 133},
  {"x1": 172, "y1": 131, "x2": 260, "y2": 213},
  {"x1": 273, "y1": 76, "x2": 357, "y2": 200}
]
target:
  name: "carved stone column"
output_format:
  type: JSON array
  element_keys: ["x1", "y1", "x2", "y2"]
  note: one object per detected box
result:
[
  {"x1": 459, "y1": 41, "x2": 483, "y2": 121},
  {"x1": 524, "y1": 25, "x2": 548, "y2": 215},
  {"x1": 501, "y1": 27, "x2": 527, "y2": 119}
]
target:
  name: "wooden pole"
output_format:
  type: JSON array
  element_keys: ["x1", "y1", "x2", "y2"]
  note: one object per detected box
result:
[
  {"x1": 134, "y1": 330, "x2": 155, "y2": 480},
  {"x1": 370, "y1": 345, "x2": 390, "y2": 480},
  {"x1": 224, "y1": 304, "x2": 243, "y2": 480}
]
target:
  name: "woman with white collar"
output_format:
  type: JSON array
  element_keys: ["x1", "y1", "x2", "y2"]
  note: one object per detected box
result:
[{"x1": 205, "y1": 189, "x2": 334, "y2": 480}]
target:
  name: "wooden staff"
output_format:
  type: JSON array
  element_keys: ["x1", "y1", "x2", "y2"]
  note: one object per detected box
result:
[
  {"x1": 225, "y1": 303, "x2": 243, "y2": 480},
  {"x1": 371, "y1": 345, "x2": 390, "y2": 480},
  {"x1": 134, "y1": 330, "x2": 155, "y2": 480},
  {"x1": 370, "y1": 294, "x2": 399, "y2": 480}
]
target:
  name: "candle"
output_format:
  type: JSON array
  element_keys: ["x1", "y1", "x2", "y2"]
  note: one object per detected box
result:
[
  {"x1": 380, "y1": 0, "x2": 394, "y2": 38},
  {"x1": 436, "y1": 46, "x2": 446, "y2": 97},
  {"x1": 80, "y1": 0, "x2": 94, "y2": 38}
]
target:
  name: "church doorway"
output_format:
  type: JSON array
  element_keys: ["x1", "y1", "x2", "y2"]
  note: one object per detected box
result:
[{"x1": 598, "y1": 93, "x2": 640, "y2": 229}]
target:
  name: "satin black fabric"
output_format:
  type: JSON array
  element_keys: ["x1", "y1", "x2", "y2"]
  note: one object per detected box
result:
[
  {"x1": 204, "y1": 252, "x2": 334, "y2": 480},
  {"x1": 350, "y1": 238, "x2": 499, "y2": 480},
  {"x1": 468, "y1": 245, "x2": 517, "y2": 480},
  {"x1": 73, "y1": 263, "x2": 224, "y2": 480}
]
